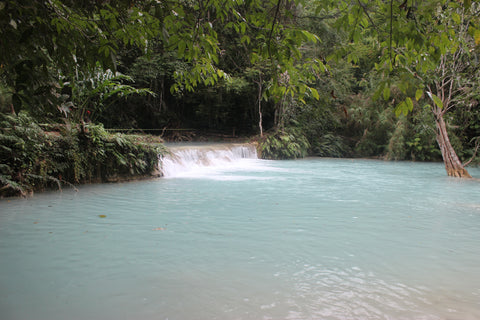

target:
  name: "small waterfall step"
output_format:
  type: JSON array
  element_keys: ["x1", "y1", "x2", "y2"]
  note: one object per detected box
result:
[{"x1": 160, "y1": 143, "x2": 258, "y2": 178}]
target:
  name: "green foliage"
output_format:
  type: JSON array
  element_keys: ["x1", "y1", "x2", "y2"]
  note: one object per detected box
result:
[
  {"x1": 292, "y1": 99, "x2": 351, "y2": 158},
  {"x1": 260, "y1": 126, "x2": 310, "y2": 160},
  {"x1": 64, "y1": 66, "x2": 154, "y2": 122},
  {"x1": 1, "y1": 112, "x2": 56, "y2": 196},
  {"x1": 451, "y1": 98, "x2": 480, "y2": 164},
  {"x1": 405, "y1": 135, "x2": 442, "y2": 161},
  {"x1": 311, "y1": 134, "x2": 350, "y2": 158},
  {"x1": 0, "y1": 112, "x2": 164, "y2": 197},
  {"x1": 0, "y1": 0, "x2": 159, "y2": 113},
  {"x1": 404, "y1": 107, "x2": 442, "y2": 161},
  {"x1": 380, "y1": 104, "x2": 442, "y2": 161},
  {"x1": 318, "y1": 0, "x2": 479, "y2": 107},
  {"x1": 0, "y1": 82, "x2": 12, "y2": 114},
  {"x1": 1, "y1": 0, "x2": 478, "y2": 173},
  {"x1": 385, "y1": 117, "x2": 408, "y2": 160},
  {"x1": 340, "y1": 92, "x2": 396, "y2": 157}
]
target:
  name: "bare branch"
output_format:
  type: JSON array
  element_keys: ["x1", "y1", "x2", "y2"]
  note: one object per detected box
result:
[{"x1": 463, "y1": 138, "x2": 480, "y2": 167}]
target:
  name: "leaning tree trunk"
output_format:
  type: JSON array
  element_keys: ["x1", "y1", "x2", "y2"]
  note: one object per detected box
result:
[{"x1": 434, "y1": 112, "x2": 471, "y2": 178}]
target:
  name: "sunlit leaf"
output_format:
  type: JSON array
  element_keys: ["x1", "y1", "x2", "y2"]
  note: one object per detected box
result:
[
  {"x1": 406, "y1": 97, "x2": 413, "y2": 112},
  {"x1": 452, "y1": 12, "x2": 461, "y2": 24},
  {"x1": 395, "y1": 101, "x2": 409, "y2": 117},
  {"x1": 178, "y1": 40, "x2": 186, "y2": 57},
  {"x1": 415, "y1": 89, "x2": 423, "y2": 101},
  {"x1": 474, "y1": 29, "x2": 480, "y2": 46},
  {"x1": 426, "y1": 92, "x2": 443, "y2": 109},
  {"x1": 383, "y1": 86, "x2": 390, "y2": 101}
]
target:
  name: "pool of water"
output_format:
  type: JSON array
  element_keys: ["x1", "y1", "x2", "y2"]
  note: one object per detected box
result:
[{"x1": 1, "y1": 158, "x2": 480, "y2": 320}]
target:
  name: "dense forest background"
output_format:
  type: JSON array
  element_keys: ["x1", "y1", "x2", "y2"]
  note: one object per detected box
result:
[{"x1": 1, "y1": 0, "x2": 480, "y2": 195}]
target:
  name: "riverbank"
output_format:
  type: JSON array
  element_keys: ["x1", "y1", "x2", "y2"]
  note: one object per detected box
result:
[{"x1": 0, "y1": 113, "x2": 166, "y2": 198}]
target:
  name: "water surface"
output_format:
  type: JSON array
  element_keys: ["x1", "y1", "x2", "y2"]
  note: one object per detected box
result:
[{"x1": 1, "y1": 157, "x2": 479, "y2": 320}]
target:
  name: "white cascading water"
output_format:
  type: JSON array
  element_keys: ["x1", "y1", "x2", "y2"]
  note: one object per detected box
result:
[{"x1": 160, "y1": 143, "x2": 258, "y2": 178}]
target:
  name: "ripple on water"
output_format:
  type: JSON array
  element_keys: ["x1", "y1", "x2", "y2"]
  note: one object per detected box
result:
[{"x1": 284, "y1": 265, "x2": 423, "y2": 319}]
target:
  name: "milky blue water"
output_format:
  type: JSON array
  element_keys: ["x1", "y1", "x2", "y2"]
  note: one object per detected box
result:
[{"x1": 1, "y1": 157, "x2": 480, "y2": 320}]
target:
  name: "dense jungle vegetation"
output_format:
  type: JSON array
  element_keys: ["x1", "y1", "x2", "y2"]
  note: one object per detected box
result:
[{"x1": 1, "y1": 0, "x2": 480, "y2": 196}]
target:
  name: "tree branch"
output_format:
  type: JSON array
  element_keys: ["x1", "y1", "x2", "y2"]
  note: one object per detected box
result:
[
  {"x1": 267, "y1": 0, "x2": 283, "y2": 56},
  {"x1": 356, "y1": 0, "x2": 379, "y2": 32},
  {"x1": 389, "y1": 0, "x2": 393, "y2": 63},
  {"x1": 463, "y1": 138, "x2": 480, "y2": 167}
]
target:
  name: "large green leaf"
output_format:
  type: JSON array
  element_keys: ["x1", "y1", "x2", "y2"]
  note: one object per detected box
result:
[{"x1": 427, "y1": 92, "x2": 444, "y2": 109}]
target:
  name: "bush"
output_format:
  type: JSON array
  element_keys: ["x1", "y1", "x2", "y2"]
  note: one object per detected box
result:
[
  {"x1": 0, "y1": 112, "x2": 165, "y2": 197},
  {"x1": 0, "y1": 112, "x2": 52, "y2": 196},
  {"x1": 311, "y1": 134, "x2": 350, "y2": 157},
  {"x1": 260, "y1": 127, "x2": 310, "y2": 160}
]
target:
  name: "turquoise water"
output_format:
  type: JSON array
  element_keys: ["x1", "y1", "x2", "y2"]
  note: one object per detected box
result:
[{"x1": 1, "y1": 157, "x2": 480, "y2": 320}]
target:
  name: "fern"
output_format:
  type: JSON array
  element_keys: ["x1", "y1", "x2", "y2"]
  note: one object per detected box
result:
[
  {"x1": 312, "y1": 134, "x2": 350, "y2": 158},
  {"x1": 260, "y1": 127, "x2": 310, "y2": 160},
  {"x1": 1, "y1": 112, "x2": 164, "y2": 197}
]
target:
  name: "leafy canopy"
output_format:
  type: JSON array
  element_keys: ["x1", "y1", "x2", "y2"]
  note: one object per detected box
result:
[{"x1": 317, "y1": 0, "x2": 480, "y2": 115}]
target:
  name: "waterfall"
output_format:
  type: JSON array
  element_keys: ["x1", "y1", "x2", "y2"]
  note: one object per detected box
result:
[{"x1": 160, "y1": 143, "x2": 259, "y2": 178}]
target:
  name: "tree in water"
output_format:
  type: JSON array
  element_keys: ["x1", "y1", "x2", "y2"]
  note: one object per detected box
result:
[
  {"x1": 320, "y1": 0, "x2": 480, "y2": 177},
  {"x1": 413, "y1": 2, "x2": 478, "y2": 178}
]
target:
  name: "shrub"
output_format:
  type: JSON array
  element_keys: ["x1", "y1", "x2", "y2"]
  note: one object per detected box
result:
[
  {"x1": 311, "y1": 134, "x2": 351, "y2": 157},
  {"x1": 260, "y1": 127, "x2": 310, "y2": 160},
  {"x1": 0, "y1": 112, "x2": 165, "y2": 197}
]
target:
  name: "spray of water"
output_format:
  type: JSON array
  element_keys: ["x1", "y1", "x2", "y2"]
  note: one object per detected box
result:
[{"x1": 160, "y1": 143, "x2": 259, "y2": 178}]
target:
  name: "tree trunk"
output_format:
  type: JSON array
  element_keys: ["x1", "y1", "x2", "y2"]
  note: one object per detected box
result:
[
  {"x1": 435, "y1": 112, "x2": 471, "y2": 178},
  {"x1": 256, "y1": 74, "x2": 264, "y2": 137}
]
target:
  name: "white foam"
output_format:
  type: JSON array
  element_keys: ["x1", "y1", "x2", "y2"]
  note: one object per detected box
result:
[{"x1": 160, "y1": 143, "x2": 265, "y2": 179}]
